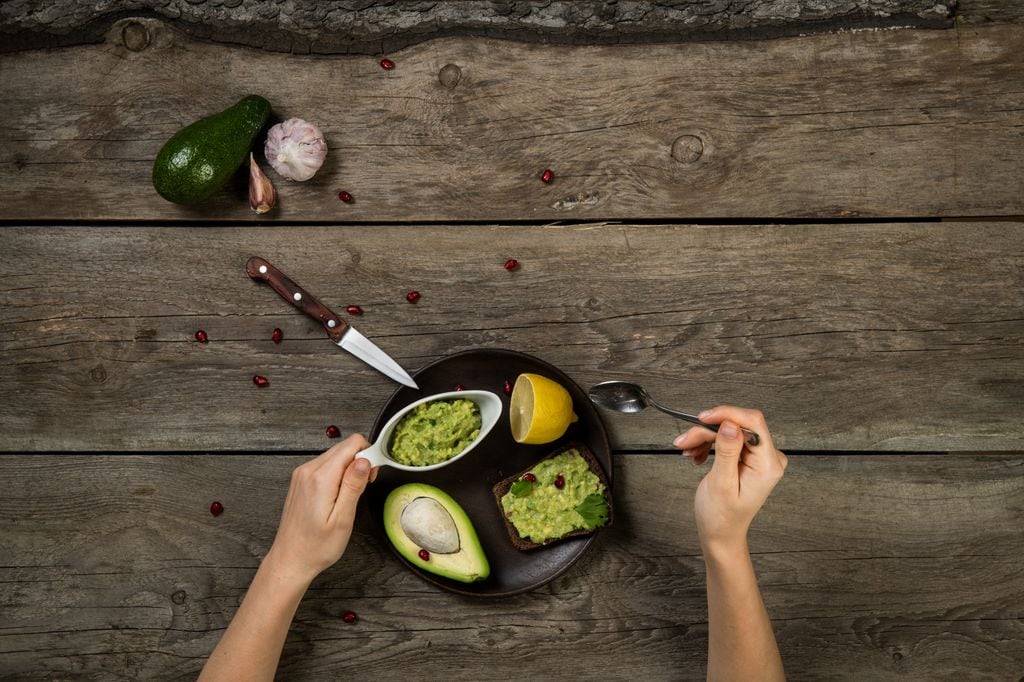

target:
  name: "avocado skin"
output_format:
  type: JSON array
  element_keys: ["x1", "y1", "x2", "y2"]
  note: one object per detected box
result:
[{"x1": 152, "y1": 95, "x2": 271, "y2": 205}]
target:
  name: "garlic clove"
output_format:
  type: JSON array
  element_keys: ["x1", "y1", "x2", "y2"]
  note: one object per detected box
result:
[
  {"x1": 264, "y1": 118, "x2": 328, "y2": 181},
  {"x1": 248, "y1": 153, "x2": 277, "y2": 214}
]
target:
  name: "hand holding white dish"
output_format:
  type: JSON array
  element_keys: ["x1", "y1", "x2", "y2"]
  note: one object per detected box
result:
[{"x1": 356, "y1": 390, "x2": 503, "y2": 472}]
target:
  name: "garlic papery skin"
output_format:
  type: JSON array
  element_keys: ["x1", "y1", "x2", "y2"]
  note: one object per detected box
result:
[
  {"x1": 249, "y1": 153, "x2": 277, "y2": 214},
  {"x1": 264, "y1": 118, "x2": 328, "y2": 181}
]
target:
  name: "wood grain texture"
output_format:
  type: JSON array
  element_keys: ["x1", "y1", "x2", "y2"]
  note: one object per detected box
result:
[
  {"x1": 2, "y1": 21, "x2": 1023, "y2": 221},
  {"x1": 0, "y1": 454, "x2": 1021, "y2": 680},
  {"x1": 958, "y1": 0, "x2": 1024, "y2": 24},
  {"x1": 0, "y1": 0, "x2": 955, "y2": 54},
  {"x1": 1, "y1": 223, "x2": 1022, "y2": 453}
]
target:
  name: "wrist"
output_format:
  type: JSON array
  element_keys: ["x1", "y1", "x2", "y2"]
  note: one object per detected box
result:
[
  {"x1": 261, "y1": 547, "x2": 317, "y2": 592},
  {"x1": 700, "y1": 535, "x2": 750, "y2": 565}
]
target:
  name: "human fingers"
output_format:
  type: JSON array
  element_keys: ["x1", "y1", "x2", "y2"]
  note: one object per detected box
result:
[
  {"x1": 673, "y1": 427, "x2": 712, "y2": 466},
  {"x1": 709, "y1": 421, "x2": 744, "y2": 488},
  {"x1": 330, "y1": 457, "x2": 371, "y2": 526},
  {"x1": 311, "y1": 434, "x2": 371, "y2": 485},
  {"x1": 697, "y1": 405, "x2": 775, "y2": 451},
  {"x1": 673, "y1": 425, "x2": 716, "y2": 451}
]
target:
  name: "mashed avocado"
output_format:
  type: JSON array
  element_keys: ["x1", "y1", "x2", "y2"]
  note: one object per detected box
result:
[
  {"x1": 389, "y1": 399, "x2": 482, "y2": 467},
  {"x1": 500, "y1": 449, "x2": 607, "y2": 543}
]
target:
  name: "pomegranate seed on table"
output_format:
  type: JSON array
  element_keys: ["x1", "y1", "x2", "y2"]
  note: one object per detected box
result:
[
  {"x1": 554, "y1": 474, "x2": 565, "y2": 489},
  {"x1": 540, "y1": 169, "x2": 554, "y2": 184},
  {"x1": 326, "y1": 424, "x2": 341, "y2": 438},
  {"x1": 418, "y1": 549, "x2": 430, "y2": 561},
  {"x1": 209, "y1": 501, "x2": 224, "y2": 516},
  {"x1": 523, "y1": 473, "x2": 537, "y2": 483},
  {"x1": 455, "y1": 384, "x2": 465, "y2": 391},
  {"x1": 194, "y1": 330, "x2": 208, "y2": 343},
  {"x1": 380, "y1": 58, "x2": 395, "y2": 70},
  {"x1": 346, "y1": 305, "x2": 363, "y2": 315},
  {"x1": 504, "y1": 380, "x2": 513, "y2": 395},
  {"x1": 342, "y1": 610, "x2": 358, "y2": 624},
  {"x1": 406, "y1": 291, "x2": 421, "y2": 303},
  {"x1": 271, "y1": 327, "x2": 283, "y2": 344},
  {"x1": 504, "y1": 258, "x2": 519, "y2": 271},
  {"x1": 253, "y1": 375, "x2": 269, "y2": 387},
  {"x1": 338, "y1": 191, "x2": 353, "y2": 203}
]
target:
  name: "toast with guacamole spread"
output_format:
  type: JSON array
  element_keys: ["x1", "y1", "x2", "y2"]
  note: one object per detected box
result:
[{"x1": 493, "y1": 442, "x2": 612, "y2": 550}]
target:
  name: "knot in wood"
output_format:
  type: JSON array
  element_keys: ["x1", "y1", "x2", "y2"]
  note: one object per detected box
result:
[
  {"x1": 89, "y1": 365, "x2": 107, "y2": 384},
  {"x1": 171, "y1": 590, "x2": 187, "y2": 605},
  {"x1": 121, "y1": 21, "x2": 151, "y2": 52},
  {"x1": 438, "y1": 63, "x2": 462, "y2": 89},
  {"x1": 671, "y1": 134, "x2": 704, "y2": 164}
]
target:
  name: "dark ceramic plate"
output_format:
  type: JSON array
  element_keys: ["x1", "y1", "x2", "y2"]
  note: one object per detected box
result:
[{"x1": 365, "y1": 348, "x2": 612, "y2": 597}]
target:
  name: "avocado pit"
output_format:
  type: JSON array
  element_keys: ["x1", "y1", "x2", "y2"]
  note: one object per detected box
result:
[{"x1": 400, "y1": 496, "x2": 461, "y2": 554}]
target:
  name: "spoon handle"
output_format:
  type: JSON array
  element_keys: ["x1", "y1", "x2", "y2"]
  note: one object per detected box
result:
[{"x1": 650, "y1": 404, "x2": 760, "y2": 446}]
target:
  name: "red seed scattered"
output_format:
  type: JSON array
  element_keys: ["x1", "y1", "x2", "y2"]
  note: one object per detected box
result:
[
  {"x1": 554, "y1": 474, "x2": 565, "y2": 489},
  {"x1": 504, "y1": 258, "x2": 519, "y2": 271},
  {"x1": 455, "y1": 384, "x2": 465, "y2": 391},
  {"x1": 346, "y1": 305, "x2": 363, "y2": 315},
  {"x1": 210, "y1": 501, "x2": 224, "y2": 516},
  {"x1": 523, "y1": 473, "x2": 537, "y2": 483},
  {"x1": 338, "y1": 190, "x2": 353, "y2": 203},
  {"x1": 418, "y1": 549, "x2": 430, "y2": 561},
  {"x1": 540, "y1": 169, "x2": 554, "y2": 184},
  {"x1": 326, "y1": 424, "x2": 341, "y2": 438},
  {"x1": 194, "y1": 330, "x2": 208, "y2": 343},
  {"x1": 271, "y1": 327, "x2": 283, "y2": 344},
  {"x1": 406, "y1": 290, "x2": 421, "y2": 303},
  {"x1": 380, "y1": 58, "x2": 395, "y2": 70},
  {"x1": 342, "y1": 610, "x2": 358, "y2": 624},
  {"x1": 253, "y1": 375, "x2": 269, "y2": 387},
  {"x1": 504, "y1": 380, "x2": 513, "y2": 396}
]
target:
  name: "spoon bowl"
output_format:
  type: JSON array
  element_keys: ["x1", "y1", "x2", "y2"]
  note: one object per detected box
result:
[{"x1": 356, "y1": 390, "x2": 503, "y2": 471}]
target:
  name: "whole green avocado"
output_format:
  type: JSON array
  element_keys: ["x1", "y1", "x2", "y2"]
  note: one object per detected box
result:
[{"x1": 152, "y1": 95, "x2": 271, "y2": 204}]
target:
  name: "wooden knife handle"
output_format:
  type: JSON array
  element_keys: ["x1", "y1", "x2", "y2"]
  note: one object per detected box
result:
[{"x1": 245, "y1": 256, "x2": 349, "y2": 342}]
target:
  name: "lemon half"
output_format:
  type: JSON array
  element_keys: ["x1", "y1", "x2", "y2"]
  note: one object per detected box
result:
[{"x1": 509, "y1": 373, "x2": 578, "y2": 444}]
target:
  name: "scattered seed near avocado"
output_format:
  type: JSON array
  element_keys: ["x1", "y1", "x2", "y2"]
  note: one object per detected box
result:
[{"x1": 152, "y1": 95, "x2": 271, "y2": 205}]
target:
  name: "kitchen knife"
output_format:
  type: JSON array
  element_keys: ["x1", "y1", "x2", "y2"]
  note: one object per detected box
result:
[{"x1": 245, "y1": 256, "x2": 419, "y2": 389}]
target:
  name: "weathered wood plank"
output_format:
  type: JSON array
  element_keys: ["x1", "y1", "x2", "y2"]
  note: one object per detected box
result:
[
  {"x1": 0, "y1": 0, "x2": 955, "y2": 54},
  {"x1": 2, "y1": 22, "x2": 1023, "y2": 221},
  {"x1": 0, "y1": 454, "x2": 1021, "y2": 680},
  {"x1": 1, "y1": 223, "x2": 1022, "y2": 453},
  {"x1": 958, "y1": 0, "x2": 1024, "y2": 24}
]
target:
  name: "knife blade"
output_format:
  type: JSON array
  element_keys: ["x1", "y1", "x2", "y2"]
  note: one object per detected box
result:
[{"x1": 245, "y1": 256, "x2": 419, "y2": 389}]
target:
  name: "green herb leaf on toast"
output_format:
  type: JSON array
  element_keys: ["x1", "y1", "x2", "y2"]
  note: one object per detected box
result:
[
  {"x1": 575, "y1": 493, "x2": 609, "y2": 529},
  {"x1": 510, "y1": 480, "x2": 534, "y2": 497}
]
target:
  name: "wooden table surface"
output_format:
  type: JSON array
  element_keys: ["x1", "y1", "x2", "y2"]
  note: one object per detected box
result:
[{"x1": 2, "y1": 1, "x2": 1023, "y2": 680}]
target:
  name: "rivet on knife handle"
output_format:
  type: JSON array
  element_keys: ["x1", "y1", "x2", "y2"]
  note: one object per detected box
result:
[{"x1": 245, "y1": 256, "x2": 349, "y2": 342}]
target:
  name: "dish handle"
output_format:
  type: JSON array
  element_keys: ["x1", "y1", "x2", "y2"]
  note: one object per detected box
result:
[{"x1": 356, "y1": 442, "x2": 389, "y2": 469}]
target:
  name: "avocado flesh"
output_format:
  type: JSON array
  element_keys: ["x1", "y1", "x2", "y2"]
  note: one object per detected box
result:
[
  {"x1": 384, "y1": 483, "x2": 490, "y2": 583},
  {"x1": 152, "y1": 95, "x2": 271, "y2": 204}
]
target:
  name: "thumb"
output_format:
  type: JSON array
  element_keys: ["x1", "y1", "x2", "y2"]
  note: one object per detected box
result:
[
  {"x1": 711, "y1": 421, "x2": 743, "y2": 487},
  {"x1": 332, "y1": 456, "x2": 371, "y2": 525}
]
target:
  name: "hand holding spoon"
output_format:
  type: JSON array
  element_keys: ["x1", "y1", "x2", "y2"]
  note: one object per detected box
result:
[{"x1": 588, "y1": 381, "x2": 760, "y2": 446}]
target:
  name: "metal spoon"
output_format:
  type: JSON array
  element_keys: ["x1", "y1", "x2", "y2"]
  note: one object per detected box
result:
[{"x1": 588, "y1": 381, "x2": 760, "y2": 446}]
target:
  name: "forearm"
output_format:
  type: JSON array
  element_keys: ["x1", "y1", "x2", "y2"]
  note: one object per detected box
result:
[
  {"x1": 199, "y1": 550, "x2": 311, "y2": 682},
  {"x1": 704, "y1": 541, "x2": 784, "y2": 682}
]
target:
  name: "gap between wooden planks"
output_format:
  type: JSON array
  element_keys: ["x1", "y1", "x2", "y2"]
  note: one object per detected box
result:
[
  {"x1": 0, "y1": 454, "x2": 1020, "y2": 680},
  {"x1": 1, "y1": 21, "x2": 1022, "y2": 221},
  {"x1": 1, "y1": 222, "x2": 1021, "y2": 453}
]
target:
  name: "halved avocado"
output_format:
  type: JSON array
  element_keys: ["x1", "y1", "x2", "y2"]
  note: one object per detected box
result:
[{"x1": 383, "y1": 483, "x2": 489, "y2": 583}]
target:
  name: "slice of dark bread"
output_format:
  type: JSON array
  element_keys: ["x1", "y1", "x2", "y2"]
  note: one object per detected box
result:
[{"x1": 492, "y1": 441, "x2": 613, "y2": 551}]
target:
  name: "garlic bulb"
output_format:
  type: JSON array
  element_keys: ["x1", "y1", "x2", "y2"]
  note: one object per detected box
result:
[
  {"x1": 248, "y1": 153, "x2": 276, "y2": 214},
  {"x1": 264, "y1": 118, "x2": 327, "y2": 181}
]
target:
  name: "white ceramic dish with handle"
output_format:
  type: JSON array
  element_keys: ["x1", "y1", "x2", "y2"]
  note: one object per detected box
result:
[{"x1": 356, "y1": 390, "x2": 502, "y2": 471}]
